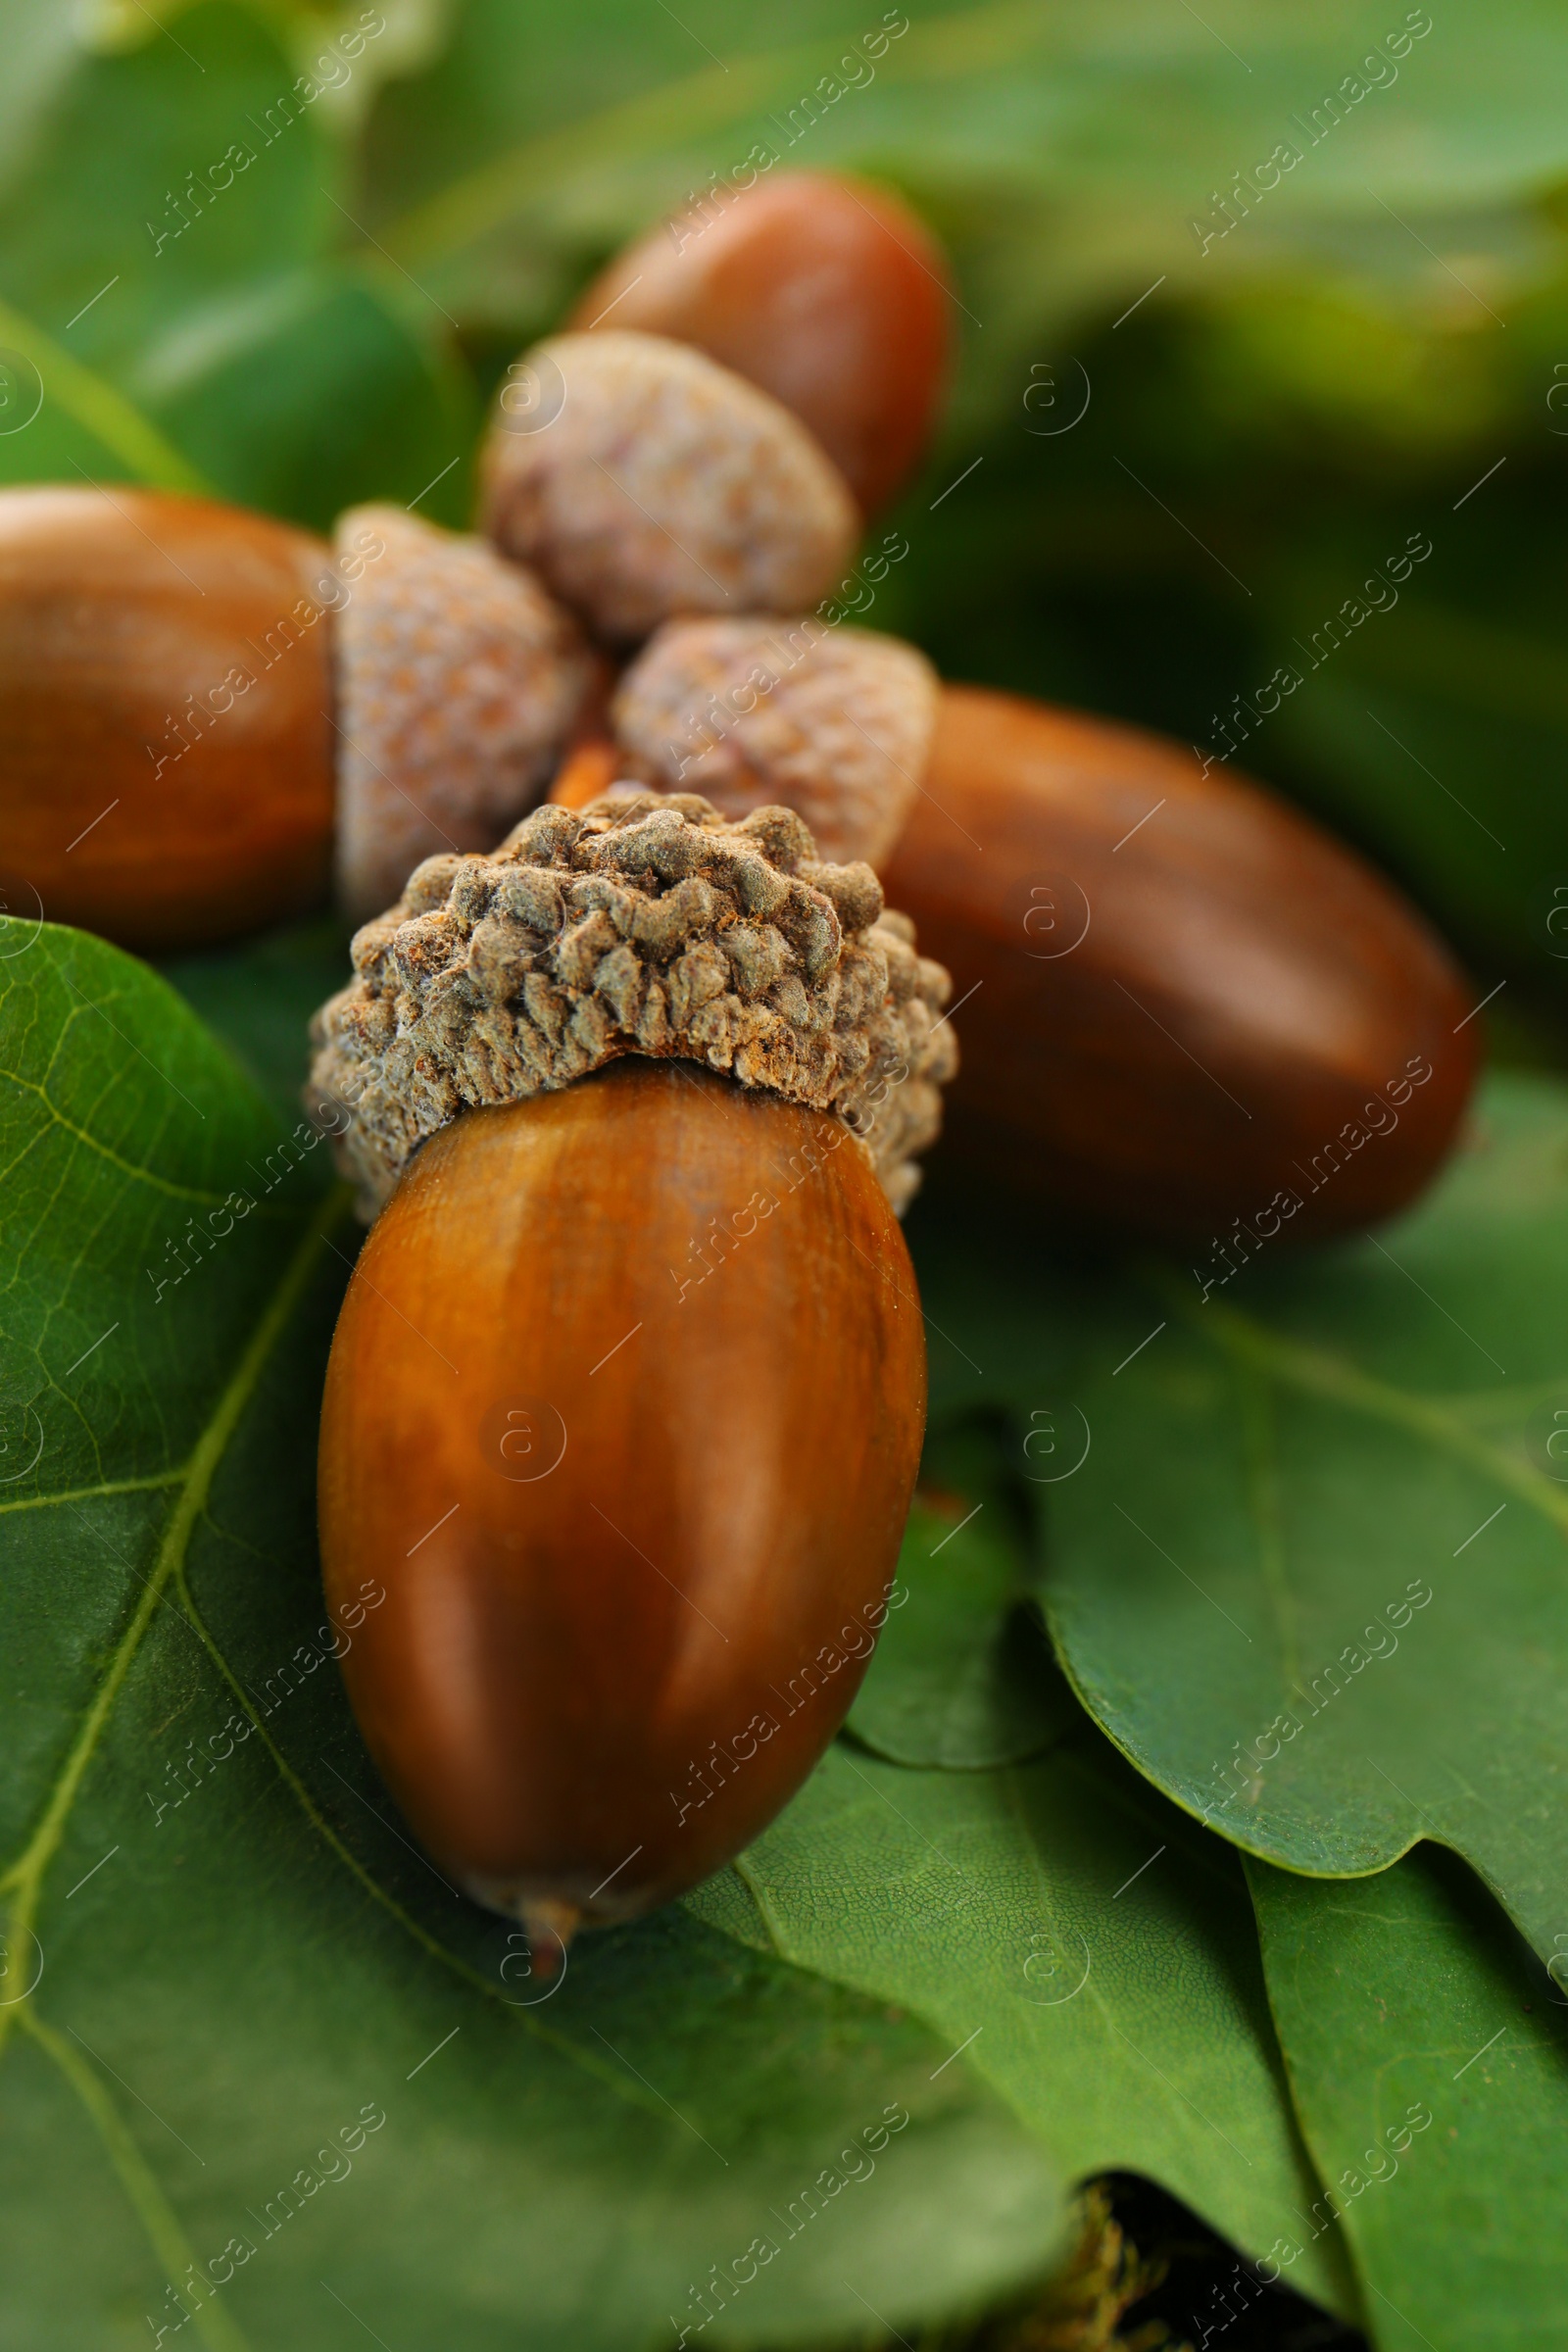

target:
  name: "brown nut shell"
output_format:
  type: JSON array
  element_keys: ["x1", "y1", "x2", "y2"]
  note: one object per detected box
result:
[
  {"x1": 332, "y1": 504, "x2": 594, "y2": 923},
  {"x1": 570, "y1": 171, "x2": 953, "y2": 515},
  {"x1": 318, "y1": 1058, "x2": 926, "y2": 1938},
  {"x1": 0, "y1": 485, "x2": 334, "y2": 953},
  {"x1": 478, "y1": 331, "x2": 859, "y2": 642},
  {"x1": 612, "y1": 615, "x2": 938, "y2": 867},
  {"x1": 880, "y1": 685, "x2": 1479, "y2": 1246}
]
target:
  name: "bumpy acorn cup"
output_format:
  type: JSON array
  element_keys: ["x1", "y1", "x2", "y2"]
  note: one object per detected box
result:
[
  {"x1": 332, "y1": 504, "x2": 596, "y2": 922},
  {"x1": 479, "y1": 331, "x2": 859, "y2": 644},
  {"x1": 310, "y1": 791, "x2": 955, "y2": 1950},
  {"x1": 612, "y1": 614, "x2": 938, "y2": 868}
]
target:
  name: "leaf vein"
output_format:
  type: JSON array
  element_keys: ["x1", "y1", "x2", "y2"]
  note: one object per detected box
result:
[
  {"x1": 22, "y1": 2009, "x2": 250, "y2": 2352},
  {"x1": 0, "y1": 1196, "x2": 344, "y2": 2061}
]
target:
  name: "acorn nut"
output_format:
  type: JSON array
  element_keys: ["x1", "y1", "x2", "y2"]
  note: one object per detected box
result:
[
  {"x1": 881, "y1": 685, "x2": 1478, "y2": 1244},
  {"x1": 310, "y1": 790, "x2": 953, "y2": 1944},
  {"x1": 0, "y1": 486, "x2": 597, "y2": 951},
  {"x1": 570, "y1": 170, "x2": 953, "y2": 515},
  {"x1": 0, "y1": 486, "x2": 337, "y2": 954}
]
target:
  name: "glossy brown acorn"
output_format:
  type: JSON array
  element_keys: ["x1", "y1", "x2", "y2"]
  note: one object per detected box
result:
[
  {"x1": 318, "y1": 1060, "x2": 925, "y2": 1947},
  {"x1": 0, "y1": 486, "x2": 335, "y2": 953},
  {"x1": 570, "y1": 170, "x2": 952, "y2": 516},
  {"x1": 881, "y1": 686, "x2": 1479, "y2": 1246}
]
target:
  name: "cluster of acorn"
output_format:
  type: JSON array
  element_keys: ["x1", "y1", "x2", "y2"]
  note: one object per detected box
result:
[{"x1": 2, "y1": 172, "x2": 1476, "y2": 1957}]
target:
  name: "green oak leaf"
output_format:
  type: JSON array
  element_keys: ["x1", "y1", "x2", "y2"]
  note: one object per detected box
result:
[
  {"x1": 1249, "y1": 1845, "x2": 1568, "y2": 2351},
  {"x1": 847, "y1": 1412, "x2": 1075, "y2": 1770},
  {"x1": 0, "y1": 925, "x2": 1066, "y2": 2347},
  {"x1": 162, "y1": 915, "x2": 353, "y2": 1132},
  {"x1": 0, "y1": 2, "x2": 467, "y2": 524},
  {"x1": 689, "y1": 1706, "x2": 1360, "y2": 2325},
  {"x1": 139, "y1": 268, "x2": 477, "y2": 529},
  {"x1": 0, "y1": 1, "x2": 81, "y2": 203},
  {"x1": 1264, "y1": 584, "x2": 1568, "y2": 997},
  {"x1": 1007, "y1": 1073, "x2": 1568, "y2": 1972},
  {"x1": 0, "y1": 5, "x2": 327, "y2": 361},
  {"x1": 361, "y1": 0, "x2": 1568, "y2": 442},
  {"x1": 0, "y1": 289, "x2": 212, "y2": 491}
]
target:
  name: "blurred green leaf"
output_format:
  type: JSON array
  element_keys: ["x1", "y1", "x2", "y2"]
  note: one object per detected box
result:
[
  {"x1": 1261, "y1": 577, "x2": 1568, "y2": 993},
  {"x1": 1250, "y1": 1845, "x2": 1568, "y2": 2350},
  {"x1": 141, "y1": 270, "x2": 476, "y2": 526},
  {"x1": 692, "y1": 1715, "x2": 1360, "y2": 2324},
  {"x1": 362, "y1": 0, "x2": 1568, "y2": 423},
  {"x1": 161, "y1": 913, "x2": 352, "y2": 1128},
  {"x1": 0, "y1": 6, "x2": 328, "y2": 368},
  {"x1": 0, "y1": 3, "x2": 467, "y2": 522},
  {"x1": 0, "y1": 291, "x2": 212, "y2": 490},
  {"x1": 0, "y1": 2, "x2": 88, "y2": 201}
]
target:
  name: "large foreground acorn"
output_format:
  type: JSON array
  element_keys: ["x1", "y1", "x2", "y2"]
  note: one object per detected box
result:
[
  {"x1": 311, "y1": 791, "x2": 954, "y2": 1944},
  {"x1": 882, "y1": 686, "x2": 1477, "y2": 1246}
]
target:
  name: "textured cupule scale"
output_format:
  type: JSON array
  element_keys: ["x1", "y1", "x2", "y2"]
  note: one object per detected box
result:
[
  {"x1": 308, "y1": 791, "x2": 956, "y2": 1219},
  {"x1": 332, "y1": 504, "x2": 593, "y2": 923},
  {"x1": 479, "y1": 332, "x2": 860, "y2": 642},
  {"x1": 612, "y1": 616, "x2": 938, "y2": 869}
]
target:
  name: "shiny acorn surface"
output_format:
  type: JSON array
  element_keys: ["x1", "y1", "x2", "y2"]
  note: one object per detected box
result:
[
  {"x1": 570, "y1": 171, "x2": 951, "y2": 516},
  {"x1": 881, "y1": 686, "x2": 1478, "y2": 1246},
  {"x1": 318, "y1": 1059, "x2": 925, "y2": 1944},
  {"x1": 0, "y1": 486, "x2": 334, "y2": 953}
]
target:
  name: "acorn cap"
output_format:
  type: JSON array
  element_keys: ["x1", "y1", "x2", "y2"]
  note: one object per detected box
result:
[
  {"x1": 477, "y1": 331, "x2": 859, "y2": 644},
  {"x1": 332, "y1": 505, "x2": 594, "y2": 923},
  {"x1": 308, "y1": 790, "x2": 956, "y2": 1220},
  {"x1": 612, "y1": 615, "x2": 938, "y2": 868},
  {"x1": 567, "y1": 170, "x2": 954, "y2": 517}
]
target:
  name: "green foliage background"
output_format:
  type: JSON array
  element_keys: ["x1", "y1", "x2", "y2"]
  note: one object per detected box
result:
[{"x1": 2, "y1": 3, "x2": 1567, "y2": 2347}]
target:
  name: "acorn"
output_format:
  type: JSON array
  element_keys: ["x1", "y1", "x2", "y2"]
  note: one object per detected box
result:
[
  {"x1": 879, "y1": 685, "x2": 1478, "y2": 1246},
  {"x1": 309, "y1": 790, "x2": 955, "y2": 1943},
  {"x1": 0, "y1": 485, "x2": 336, "y2": 954},
  {"x1": 0, "y1": 486, "x2": 596, "y2": 953},
  {"x1": 611, "y1": 613, "x2": 938, "y2": 866},
  {"x1": 477, "y1": 331, "x2": 860, "y2": 643},
  {"x1": 569, "y1": 170, "x2": 953, "y2": 515}
]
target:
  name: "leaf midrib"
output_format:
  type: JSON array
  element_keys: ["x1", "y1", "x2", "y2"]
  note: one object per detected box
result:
[
  {"x1": 22, "y1": 2010, "x2": 251, "y2": 2352},
  {"x1": 0, "y1": 1193, "x2": 341, "y2": 2060}
]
